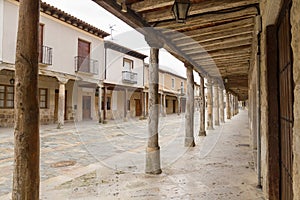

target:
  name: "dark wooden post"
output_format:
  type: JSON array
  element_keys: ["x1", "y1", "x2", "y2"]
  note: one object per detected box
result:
[
  {"x1": 12, "y1": 0, "x2": 40, "y2": 199},
  {"x1": 199, "y1": 74, "x2": 206, "y2": 136}
]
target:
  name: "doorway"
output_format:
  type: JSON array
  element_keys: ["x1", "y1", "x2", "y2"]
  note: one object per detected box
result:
[
  {"x1": 82, "y1": 96, "x2": 91, "y2": 120},
  {"x1": 173, "y1": 100, "x2": 176, "y2": 113},
  {"x1": 277, "y1": 0, "x2": 294, "y2": 199},
  {"x1": 135, "y1": 99, "x2": 142, "y2": 117}
]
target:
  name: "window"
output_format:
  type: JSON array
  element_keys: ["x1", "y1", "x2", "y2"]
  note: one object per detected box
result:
[
  {"x1": 165, "y1": 99, "x2": 168, "y2": 108},
  {"x1": 39, "y1": 88, "x2": 47, "y2": 108},
  {"x1": 123, "y1": 58, "x2": 133, "y2": 71},
  {"x1": 171, "y1": 78, "x2": 175, "y2": 89},
  {"x1": 181, "y1": 81, "x2": 184, "y2": 93},
  {"x1": 107, "y1": 97, "x2": 111, "y2": 110},
  {"x1": 0, "y1": 85, "x2": 14, "y2": 108}
]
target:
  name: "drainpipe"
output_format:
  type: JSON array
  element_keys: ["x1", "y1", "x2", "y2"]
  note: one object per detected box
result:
[{"x1": 256, "y1": 14, "x2": 262, "y2": 189}]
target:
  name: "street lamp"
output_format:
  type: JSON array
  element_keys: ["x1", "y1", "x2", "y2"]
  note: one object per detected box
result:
[{"x1": 172, "y1": 0, "x2": 191, "y2": 23}]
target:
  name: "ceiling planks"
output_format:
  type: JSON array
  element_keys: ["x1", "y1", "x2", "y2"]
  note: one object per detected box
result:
[{"x1": 93, "y1": 0, "x2": 259, "y2": 100}]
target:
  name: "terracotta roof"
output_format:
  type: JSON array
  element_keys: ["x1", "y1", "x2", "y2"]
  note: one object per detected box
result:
[
  {"x1": 104, "y1": 41, "x2": 147, "y2": 60},
  {"x1": 40, "y1": 1, "x2": 109, "y2": 38}
]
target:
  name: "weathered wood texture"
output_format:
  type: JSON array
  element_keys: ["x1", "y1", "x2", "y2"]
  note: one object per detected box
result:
[
  {"x1": 12, "y1": 0, "x2": 40, "y2": 199},
  {"x1": 185, "y1": 65, "x2": 195, "y2": 147},
  {"x1": 146, "y1": 46, "x2": 162, "y2": 174},
  {"x1": 265, "y1": 24, "x2": 280, "y2": 200}
]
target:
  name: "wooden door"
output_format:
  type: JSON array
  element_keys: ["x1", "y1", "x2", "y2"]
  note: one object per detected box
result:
[
  {"x1": 38, "y1": 24, "x2": 44, "y2": 63},
  {"x1": 135, "y1": 99, "x2": 142, "y2": 116},
  {"x1": 82, "y1": 96, "x2": 91, "y2": 120},
  {"x1": 277, "y1": 0, "x2": 294, "y2": 199},
  {"x1": 78, "y1": 39, "x2": 90, "y2": 72}
]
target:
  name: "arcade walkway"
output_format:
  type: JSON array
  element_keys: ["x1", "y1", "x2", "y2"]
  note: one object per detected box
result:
[{"x1": 0, "y1": 110, "x2": 264, "y2": 199}]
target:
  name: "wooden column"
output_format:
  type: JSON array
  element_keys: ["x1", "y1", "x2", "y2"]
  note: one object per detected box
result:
[
  {"x1": 214, "y1": 81, "x2": 220, "y2": 126},
  {"x1": 219, "y1": 88, "x2": 225, "y2": 123},
  {"x1": 206, "y1": 78, "x2": 214, "y2": 130},
  {"x1": 226, "y1": 91, "x2": 231, "y2": 119},
  {"x1": 103, "y1": 87, "x2": 107, "y2": 121},
  {"x1": 231, "y1": 94, "x2": 235, "y2": 116},
  {"x1": 177, "y1": 96, "x2": 181, "y2": 115},
  {"x1": 199, "y1": 74, "x2": 206, "y2": 136},
  {"x1": 124, "y1": 88, "x2": 128, "y2": 120},
  {"x1": 185, "y1": 64, "x2": 195, "y2": 147},
  {"x1": 163, "y1": 94, "x2": 166, "y2": 116},
  {"x1": 141, "y1": 91, "x2": 145, "y2": 118},
  {"x1": 98, "y1": 85, "x2": 102, "y2": 123},
  {"x1": 13, "y1": 0, "x2": 40, "y2": 198},
  {"x1": 145, "y1": 37, "x2": 162, "y2": 174},
  {"x1": 57, "y1": 81, "x2": 66, "y2": 129}
]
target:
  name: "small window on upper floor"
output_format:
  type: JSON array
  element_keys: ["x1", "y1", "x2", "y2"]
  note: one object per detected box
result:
[
  {"x1": 171, "y1": 78, "x2": 175, "y2": 89},
  {"x1": 123, "y1": 58, "x2": 133, "y2": 72}
]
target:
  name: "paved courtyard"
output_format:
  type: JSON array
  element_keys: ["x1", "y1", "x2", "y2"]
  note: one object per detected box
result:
[{"x1": 0, "y1": 110, "x2": 264, "y2": 199}]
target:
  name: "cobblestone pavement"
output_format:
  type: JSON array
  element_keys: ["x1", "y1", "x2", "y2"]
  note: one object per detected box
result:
[{"x1": 0, "y1": 110, "x2": 264, "y2": 199}]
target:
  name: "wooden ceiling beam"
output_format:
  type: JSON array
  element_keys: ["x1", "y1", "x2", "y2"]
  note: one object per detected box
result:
[
  {"x1": 188, "y1": 45, "x2": 251, "y2": 60},
  {"x1": 131, "y1": 0, "x2": 173, "y2": 13},
  {"x1": 175, "y1": 29, "x2": 253, "y2": 48},
  {"x1": 156, "y1": 7, "x2": 258, "y2": 29},
  {"x1": 168, "y1": 18, "x2": 254, "y2": 41},
  {"x1": 192, "y1": 51, "x2": 250, "y2": 60},
  {"x1": 144, "y1": 0, "x2": 259, "y2": 23}
]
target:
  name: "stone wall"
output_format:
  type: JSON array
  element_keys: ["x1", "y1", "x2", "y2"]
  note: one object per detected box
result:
[
  {"x1": 291, "y1": 0, "x2": 300, "y2": 199},
  {"x1": 0, "y1": 109, "x2": 14, "y2": 127}
]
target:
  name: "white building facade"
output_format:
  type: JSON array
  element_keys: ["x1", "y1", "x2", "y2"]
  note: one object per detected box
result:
[{"x1": 0, "y1": 0, "x2": 109, "y2": 127}]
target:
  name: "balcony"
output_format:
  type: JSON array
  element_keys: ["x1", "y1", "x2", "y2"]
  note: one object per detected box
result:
[
  {"x1": 74, "y1": 56, "x2": 98, "y2": 75},
  {"x1": 122, "y1": 71, "x2": 137, "y2": 84},
  {"x1": 39, "y1": 45, "x2": 52, "y2": 66}
]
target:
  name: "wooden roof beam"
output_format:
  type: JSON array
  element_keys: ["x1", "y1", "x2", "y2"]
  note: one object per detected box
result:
[
  {"x1": 156, "y1": 6, "x2": 258, "y2": 29},
  {"x1": 144, "y1": 0, "x2": 259, "y2": 23}
]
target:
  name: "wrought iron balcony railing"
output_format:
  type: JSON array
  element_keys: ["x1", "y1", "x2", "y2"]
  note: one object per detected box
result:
[
  {"x1": 39, "y1": 45, "x2": 52, "y2": 65},
  {"x1": 74, "y1": 56, "x2": 98, "y2": 74},
  {"x1": 122, "y1": 71, "x2": 137, "y2": 84}
]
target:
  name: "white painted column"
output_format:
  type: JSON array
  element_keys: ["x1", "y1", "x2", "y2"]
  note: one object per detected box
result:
[
  {"x1": 206, "y1": 78, "x2": 214, "y2": 130},
  {"x1": 185, "y1": 64, "x2": 195, "y2": 147},
  {"x1": 199, "y1": 74, "x2": 206, "y2": 136},
  {"x1": 214, "y1": 81, "x2": 220, "y2": 126},
  {"x1": 145, "y1": 38, "x2": 162, "y2": 174},
  {"x1": 57, "y1": 80, "x2": 67, "y2": 129},
  {"x1": 219, "y1": 88, "x2": 225, "y2": 123}
]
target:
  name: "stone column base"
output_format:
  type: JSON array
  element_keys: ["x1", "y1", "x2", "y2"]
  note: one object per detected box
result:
[
  {"x1": 145, "y1": 147, "x2": 162, "y2": 174},
  {"x1": 184, "y1": 137, "x2": 195, "y2": 147},
  {"x1": 57, "y1": 123, "x2": 63, "y2": 129},
  {"x1": 199, "y1": 131, "x2": 206, "y2": 136}
]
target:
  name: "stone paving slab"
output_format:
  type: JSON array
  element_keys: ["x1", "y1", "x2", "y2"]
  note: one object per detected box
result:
[{"x1": 0, "y1": 111, "x2": 264, "y2": 199}]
